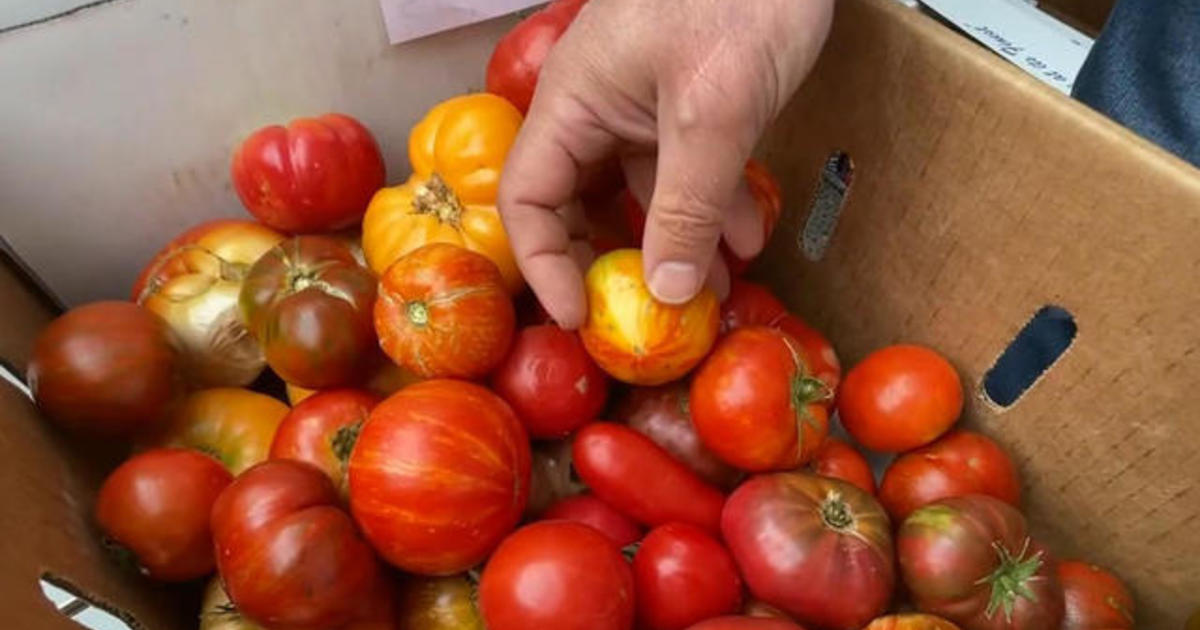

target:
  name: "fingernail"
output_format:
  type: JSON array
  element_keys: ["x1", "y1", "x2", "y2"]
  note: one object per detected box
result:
[{"x1": 648, "y1": 261, "x2": 702, "y2": 304}]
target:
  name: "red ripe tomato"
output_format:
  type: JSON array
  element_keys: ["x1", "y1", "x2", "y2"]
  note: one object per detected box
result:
[
  {"x1": 686, "y1": 617, "x2": 807, "y2": 630},
  {"x1": 878, "y1": 430, "x2": 1020, "y2": 522},
  {"x1": 375, "y1": 243, "x2": 515, "y2": 380},
  {"x1": 231, "y1": 113, "x2": 385, "y2": 233},
  {"x1": 348, "y1": 380, "x2": 531, "y2": 575},
  {"x1": 240, "y1": 236, "x2": 377, "y2": 388},
  {"x1": 211, "y1": 459, "x2": 382, "y2": 630},
  {"x1": 634, "y1": 523, "x2": 743, "y2": 630},
  {"x1": 615, "y1": 383, "x2": 743, "y2": 490},
  {"x1": 898, "y1": 494, "x2": 1064, "y2": 630},
  {"x1": 28, "y1": 301, "x2": 185, "y2": 437},
  {"x1": 811, "y1": 437, "x2": 876, "y2": 495},
  {"x1": 95, "y1": 448, "x2": 231, "y2": 582},
  {"x1": 722, "y1": 472, "x2": 895, "y2": 630},
  {"x1": 691, "y1": 327, "x2": 830, "y2": 472},
  {"x1": 491, "y1": 325, "x2": 609, "y2": 439},
  {"x1": 863, "y1": 614, "x2": 963, "y2": 630},
  {"x1": 573, "y1": 422, "x2": 726, "y2": 534},
  {"x1": 269, "y1": 389, "x2": 380, "y2": 498},
  {"x1": 1058, "y1": 561, "x2": 1135, "y2": 630},
  {"x1": 838, "y1": 345, "x2": 963, "y2": 452},
  {"x1": 543, "y1": 494, "x2": 642, "y2": 547},
  {"x1": 485, "y1": 0, "x2": 588, "y2": 114},
  {"x1": 479, "y1": 521, "x2": 634, "y2": 630},
  {"x1": 775, "y1": 315, "x2": 841, "y2": 396}
]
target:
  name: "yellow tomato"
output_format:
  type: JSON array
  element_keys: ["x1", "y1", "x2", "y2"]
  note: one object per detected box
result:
[
  {"x1": 409, "y1": 93, "x2": 523, "y2": 204},
  {"x1": 580, "y1": 249, "x2": 720, "y2": 385},
  {"x1": 146, "y1": 388, "x2": 289, "y2": 474}
]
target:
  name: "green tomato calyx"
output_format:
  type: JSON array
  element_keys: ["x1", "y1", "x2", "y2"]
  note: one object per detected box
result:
[{"x1": 979, "y1": 538, "x2": 1045, "y2": 622}]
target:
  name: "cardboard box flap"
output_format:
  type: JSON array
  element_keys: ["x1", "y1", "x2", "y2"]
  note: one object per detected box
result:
[{"x1": 756, "y1": 1, "x2": 1199, "y2": 626}]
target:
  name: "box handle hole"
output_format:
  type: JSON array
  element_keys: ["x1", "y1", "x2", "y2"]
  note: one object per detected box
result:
[
  {"x1": 39, "y1": 574, "x2": 140, "y2": 630},
  {"x1": 799, "y1": 150, "x2": 854, "y2": 261},
  {"x1": 983, "y1": 305, "x2": 1077, "y2": 409}
]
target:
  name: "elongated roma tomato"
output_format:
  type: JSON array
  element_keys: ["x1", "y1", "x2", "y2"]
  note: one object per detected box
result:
[
  {"x1": 375, "y1": 243, "x2": 515, "y2": 380},
  {"x1": 479, "y1": 521, "x2": 634, "y2": 630},
  {"x1": 573, "y1": 422, "x2": 725, "y2": 534},
  {"x1": 811, "y1": 437, "x2": 876, "y2": 495},
  {"x1": 691, "y1": 327, "x2": 830, "y2": 472},
  {"x1": 722, "y1": 473, "x2": 894, "y2": 630},
  {"x1": 863, "y1": 614, "x2": 962, "y2": 630},
  {"x1": 878, "y1": 430, "x2": 1020, "y2": 522},
  {"x1": 348, "y1": 380, "x2": 531, "y2": 575},
  {"x1": 145, "y1": 387, "x2": 289, "y2": 475},
  {"x1": 580, "y1": 249, "x2": 719, "y2": 385},
  {"x1": 269, "y1": 389, "x2": 380, "y2": 498},
  {"x1": 95, "y1": 448, "x2": 232, "y2": 582},
  {"x1": 211, "y1": 460, "x2": 383, "y2": 630},
  {"x1": 1058, "y1": 561, "x2": 1135, "y2": 630},
  {"x1": 231, "y1": 113, "x2": 385, "y2": 234}
]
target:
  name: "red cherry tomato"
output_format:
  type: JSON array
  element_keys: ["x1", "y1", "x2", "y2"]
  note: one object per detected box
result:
[
  {"x1": 878, "y1": 430, "x2": 1021, "y2": 522},
  {"x1": 268, "y1": 388, "x2": 380, "y2": 498},
  {"x1": 686, "y1": 617, "x2": 807, "y2": 630},
  {"x1": 838, "y1": 345, "x2": 962, "y2": 452},
  {"x1": 95, "y1": 448, "x2": 231, "y2": 582},
  {"x1": 573, "y1": 423, "x2": 726, "y2": 534},
  {"x1": 543, "y1": 494, "x2": 642, "y2": 547},
  {"x1": 492, "y1": 325, "x2": 609, "y2": 439},
  {"x1": 485, "y1": 0, "x2": 588, "y2": 114},
  {"x1": 211, "y1": 459, "x2": 382, "y2": 630},
  {"x1": 691, "y1": 327, "x2": 830, "y2": 472},
  {"x1": 1058, "y1": 561, "x2": 1135, "y2": 630},
  {"x1": 810, "y1": 437, "x2": 876, "y2": 495},
  {"x1": 28, "y1": 301, "x2": 185, "y2": 437},
  {"x1": 231, "y1": 113, "x2": 385, "y2": 233},
  {"x1": 479, "y1": 520, "x2": 634, "y2": 630},
  {"x1": 634, "y1": 523, "x2": 743, "y2": 630}
]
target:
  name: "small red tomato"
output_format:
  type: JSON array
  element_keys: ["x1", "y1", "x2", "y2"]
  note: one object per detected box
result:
[
  {"x1": 691, "y1": 327, "x2": 830, "y2": 472},
  {"x1": 479, "y1": 521, "x2": 634, "y2": 630},
  {"x1": 1058, "y1": 561, "x2": 1135, "y2": 630},
  {"x1": 573, "y1": 423, "x2": 726, "y2": 534},
  {"x1": 375, "y1": 243, "x2": 515, "y2": 380},
  {"x1": 29, "y1": 301, "x2": 185, "y2": 437},
  {"x1": 211, "y1": 460, "x2": 382, "y2": 630},
  {"x1": 543, "y1": 494, "x2": 642, "y2": 547},
  {"x1": 95, "y1": 448, "x2": 231, "y2": 582},
  {"x1": 239, "y1": 236, "x2": 377, "y2": 388},
  {"x1": 615, "y1": 383, "x2": 743, "y2": 490},
  {"x1": 231, "y1": 113, "x2": 385, "y2": 233},
  {"x1": 634, "y1": 523, "x2": 743, "y2": 630},
  {"x1": 879, "y1": 430, "x2": 1021, "y2": 522},
  {"x1": 686, "y1": 617, "x2": 807, "y2": 630},
  {"x1": 838, "y1": 345, "x2": 962, "y2": 452},
  {"x1": 349, "y1": 380, "x2": 531, "y2": 575},
  {"x1": 492, "y1": 325, "x2": 609, "y2": 439},
  {"x1": 485, "y1": 0, "x2": 588, "y2": 114},
  {"x1": 811, "y1": 437, "x2": 876, "y2": 495},
  {"x1": 268, "y1": 388, "x2": 380, "y2": 498}
]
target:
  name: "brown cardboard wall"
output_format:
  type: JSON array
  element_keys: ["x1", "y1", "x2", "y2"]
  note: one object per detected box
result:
[
  {"x1": 1039, "y1": 0, "x2": 1116, "y2": 34},
  {"x1": 755, "y1": 1, "x2": 1199, "y2": 627}
]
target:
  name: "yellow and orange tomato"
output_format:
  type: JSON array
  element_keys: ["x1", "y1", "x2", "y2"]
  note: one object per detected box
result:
[
  {"x1": 363, "y1": 93, "x2": 524, "y2": 292},
  {"x1": 144, "y1": 388, "x2": 289, "y2": 475},
  {"x1": 580, "y1": 249, "x2": 720, "y2": 385},
  {"x1": 862, "y1": 614, "x2": 962, "y2": 630}
]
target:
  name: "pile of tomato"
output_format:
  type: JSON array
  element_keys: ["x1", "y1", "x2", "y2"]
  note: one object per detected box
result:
[{"x1": 24, "y1": 2, "x2": 1138, "y2": 630}]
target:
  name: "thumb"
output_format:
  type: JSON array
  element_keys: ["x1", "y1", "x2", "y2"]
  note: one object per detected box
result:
[{"x1": 642, "y1": 101, "x2": 758, "y2": 304}]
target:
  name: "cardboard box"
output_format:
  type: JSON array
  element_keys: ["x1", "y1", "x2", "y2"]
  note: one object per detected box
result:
[{"x1": 0, "y1": 0, "x2": 1195, "y2": 628}]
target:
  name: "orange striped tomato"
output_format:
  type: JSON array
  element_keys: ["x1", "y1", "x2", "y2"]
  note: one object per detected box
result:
[
  {"x1": 580, "y1": 249, "x2": 720, "y2": 385},
  {"x1": 347, "y1": 380, "x2": 531, "y2": 575},
  {"x1": 862, "y1": 614, "x2": 962, "y2": 630}
]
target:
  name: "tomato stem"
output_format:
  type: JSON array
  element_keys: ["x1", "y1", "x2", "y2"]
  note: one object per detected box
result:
[
  {"x1": 978, "y1": 538, "x2": 1044, "y2": 622},
  {"x1": 819, "y1": 492, "x2": 855, "y2": 530},
  {"x1": 414, "y1": 174, "x2": 465, "y2": 225},
  {"x1": 407, "y1": 301, "x2": 430, "y2": 327}
]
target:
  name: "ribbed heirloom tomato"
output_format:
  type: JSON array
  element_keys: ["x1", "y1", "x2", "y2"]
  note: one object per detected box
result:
[
  {"x1": 879, "y1": 430, "x2": 1021, "y2": 521},
  {"x1": 580, "y1": 249, "x2": 719, "y2": 385},
  {"x1": 240, "y1": 236, "x2": 378, "y2": 388},
  {"x1": 363, "y1": 93, "x2": 523, "y2": 292},
  {"x1": 231, "y1": 113, "x2": 385, "y2": 233},
  {"x1": 375, "y1": 243, "x2": 515, "y2": 380},
  {"x1": 1058, "y1": 561, "x2": 1135, "y2": 630},
  {"x1": 269, "y1": 389, "x2": 380, "y2": 498},
  {"x1": 145, "y1": 387, "x2": 289, "y2": 474},
  {"x1": 348, "y1": 380, "x2": 531, "y2": 575},
  {"x1": 722, "y1": 473, "x2": 895, "y2": 630},
  {"x1": 691, "y1": 327, "x2": 830, "y2": 472}
]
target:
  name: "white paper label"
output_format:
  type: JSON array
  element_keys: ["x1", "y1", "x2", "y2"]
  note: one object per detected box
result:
[
  {"x1": 921, "y1": 0, "x2": 1094, "y2": 94},
  {"x1": 380, "y1": 0, "x2": 544, "y2": 44}
]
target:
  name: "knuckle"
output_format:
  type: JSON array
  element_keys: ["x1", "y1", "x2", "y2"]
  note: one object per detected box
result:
[{"x1": 651, "y1": 196, "x2": 724, "y2": 248}]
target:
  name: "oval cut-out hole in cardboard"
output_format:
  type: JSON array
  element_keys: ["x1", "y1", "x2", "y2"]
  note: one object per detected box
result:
[
  {"x1": 40, "y1": 574, "x2": 137, "y2": 630},
  {"x1": 799, "y1": 150, "x2": 854, "y2": 261},
  {"x1": 983, "y1": 305, "x2": 1077, "y2": 408}
]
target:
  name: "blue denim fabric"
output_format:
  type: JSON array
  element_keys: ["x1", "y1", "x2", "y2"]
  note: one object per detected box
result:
[{"x1": 1073, "y1": 0, "x2": 1200, "y2": 167}]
